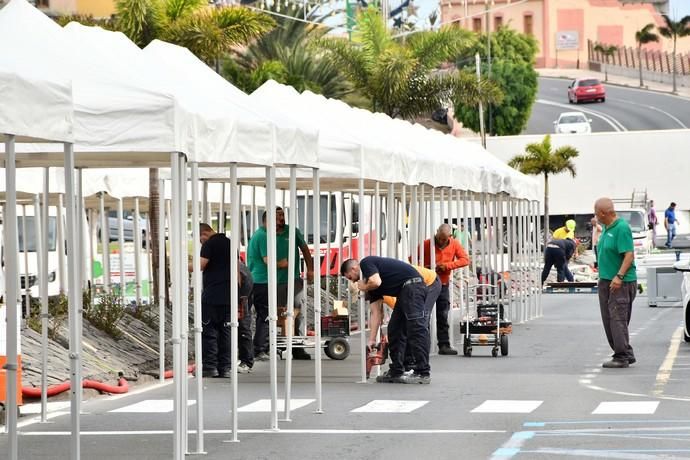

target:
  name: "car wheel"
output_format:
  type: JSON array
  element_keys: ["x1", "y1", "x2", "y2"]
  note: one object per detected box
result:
[
  {"x1": 568, "y1": 94, "x2": 573, "y2": 104},
  {"x1": 601, "y1": 97, "x2": 606, "y2": 103},
  {"x1": 573, "y1": 95, "x2": 578, "y2": 104}
]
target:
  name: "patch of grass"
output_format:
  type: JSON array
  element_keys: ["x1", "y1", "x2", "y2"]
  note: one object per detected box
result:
[{"x1": 84, "y1": 292, "x2": 126, "y2": 339}]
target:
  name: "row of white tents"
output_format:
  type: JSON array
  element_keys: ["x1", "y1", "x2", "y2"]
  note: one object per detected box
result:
[{"x1": 0, "y1": 0, "x2": 541, "y2": 458}]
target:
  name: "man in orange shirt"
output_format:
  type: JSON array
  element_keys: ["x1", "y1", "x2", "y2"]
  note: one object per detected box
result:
[{"x1": 420, "y1": 223, "x2": 469, "y2": 355}]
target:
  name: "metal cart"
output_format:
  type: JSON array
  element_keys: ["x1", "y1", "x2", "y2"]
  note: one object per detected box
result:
[
  {"x1": 276, "y1": 313, "x2": 351, "y2": 360},
  {"x1": 460, "y1": 283, "x2": 512, "y2": 357}
]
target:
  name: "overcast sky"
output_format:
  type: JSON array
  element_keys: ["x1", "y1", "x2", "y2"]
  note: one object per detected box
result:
[{"x1": 669, "y1": 0, "x2": 690, "y2": 19}]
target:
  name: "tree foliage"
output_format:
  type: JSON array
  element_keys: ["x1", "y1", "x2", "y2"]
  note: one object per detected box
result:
[
  {"x1": 508, "y1": 135, "x2": 579, "y2": 242},
  {"x1": 223, "y1": 5, "x2": 351, "y2": 98},
  {"x1": 455, "y1": 27, "x2": 538, "y2": 136},
  {"x1": 317, "y1": 7, "x2": 502, "y2": 119},
  {"x1": 658, "y1": 14, "x2": 690, "y2": 93},
  {"x1": 634, "y1": 23, "x2": 659, "y2": 87}
]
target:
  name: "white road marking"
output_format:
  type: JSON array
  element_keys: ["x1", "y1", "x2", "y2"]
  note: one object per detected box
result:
[
  {"x1": 19, "y1": 428, "x2": 506, "y2": 436},
  {"x1": 654, "y1": 326, "x2": 683, "y2": 397},
  {"x1": 351, "y1": 400, "x2": 428, "y2": 413},
  {"x1": 536, "y1": 99, "x2": 627, "y2": 131},
  {"x1": 472, "y1": 400, "x2": 543, "y2": 414},
  {"x1": 237, "y1": 399, "x2": 314, "y2": 412},
  {"x1": 592, "y1": 401, "x2": 659, "y2": 415},
  {"x1": 20, "y1": 401, "x2": 71, "y2": 415},
  {"x1": 110, "y1": 399, "x2": 196, "y2": 413}
]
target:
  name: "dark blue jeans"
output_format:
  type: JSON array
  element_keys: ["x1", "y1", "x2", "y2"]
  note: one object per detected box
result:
[
  {"x1": 388, "y1": 281, "x2": 430, "y2": 376},
  {"x1": 541, "y1": 247, "x2": 573, "y2": 284}
]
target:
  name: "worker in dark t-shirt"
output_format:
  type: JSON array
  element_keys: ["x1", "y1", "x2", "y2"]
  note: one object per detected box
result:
[
  {"x1": 341, "y1": 256, "x2": 431, "y2": 384},
  {"x1": 194, "y1": 223, "x2": 253, "y2": 378}
]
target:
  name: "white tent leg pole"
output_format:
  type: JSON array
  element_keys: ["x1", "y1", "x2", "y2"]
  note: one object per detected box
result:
[
  {"x1": 88, "y1": 209, "x2": 96, "y2": 307},
  {"x1": 410, "y1": 186, "x2": 418, "y2": 266},
  {"x1": 518, "y1": 200, "x2": 526, "y2": 323},
  {"x1": 534, "y1": 201, "x2": 543, "y2": 317},
  {"x1": 401, "y1": 186, "x2": 408, "y2": 263},
  {"x1": 219, "y1": 183, "x2": 226, "y2": 233},
  {"x1": 325, "y1": 192, "x2": 332, "y2": 299},
  {"x1": 429, "y1": 187, "x2": 437, "y2": 355},
  {"x1": 77, "y1": 169, "x2": 85, "y2": 294},
  {"x1": 118, "y1": 200, "x2": 125, "y2": 306},
  {"x1": 229, "y1": 164, "x2": 240, "y2": 442},
  {"x1": 507, "y1": 199, "x2": 515, "y2": 322},
  {"x1": 63, "y1": 142, "x2": 82, "y2": 460},
  {"x1": 386, "y1": 184, "x2": 395, "y2": 258},
  {"x1": 358, "y1": 177, "x2": 366, "y2": 383},
  {"x1": 337, "y1": 192, "x2": 345, "y2": 300},
  {"x1": 99, "y1": 193, "x2": 109, "y2": 294},
  {"x1": 283, "y1": 166, "x2": 297, "y2": 421},
  {"x1": 190, "y1": 164, "x2": 205, "y2": 453},
  {"x1": 532, "y1": 201, "x2": 540, "y2": 319},
  {"x1": 158, "y1": 179, "x2": 166, "y2": 383},
  {"x1": 419, "y1": 185, "x2": 426, "y2": 271},
  {"x1": 251, "y1": 186, "x2": 258, "y2": 234},
  {"x1": 179, "y1": 156, "x2": 189, "y2": 455},
  {"x1": 21, "y1": 205, "x2": 30, "y2": 321},
  {"x1": 57, "y1": 193, "x2": 66, "y2": 295},
  {"x1": 266, "y1": 166, "x2": 279, "y2": 431},
  {"x1": 313, "y1": 169, "x2": 323, "y2": 413},
  {"x1": 40, "y1": 170, "x2": 50, "y2": 423},
  {"x1": 202, "y1": 180, "x2": 209, "y2": 227},
  {"x1": 134, "y1": 198, "x2": 142, "y2": 306},
  {"x1": 147, "y1": 216, "x2": 153, "y2": 306},
  {"x1": 170, "y1": 153, "x2": 182, "y2": 460},
  {"x1": 448, "y1": 189, "x2": 456, "y2": 349},
  {"x1": 3, "y1": 135, "x2": 19, "y2": 460},
  {"x1": 498, "y1": 195, "x2": 505, "y2": 311},
  {"x1": 302, "y1": 189, "x2": 309, "y2": 336}
]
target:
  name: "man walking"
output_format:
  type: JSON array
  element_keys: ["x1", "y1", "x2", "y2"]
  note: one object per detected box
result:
[
  {"x1": 197, "y1": 223, "x2": 254, "y2": 378},
  {"x1": 541, "y1": 238, "x2": 576, "y2": 284},
  {"x1": 419, "y1": 224, "x2": 469, "y2": 355},
  {"x1": 341, "y1": 256, "x2": 431, "y2": 384},
  {"x1": 664, "y1": 202, "x2": 679, "y2": 248},
  {"x1": 594, "y1": 198, "x2": 637, "y2": 369},
  {"x1": 647, "y1": 200, "x2": 658, "y2": 243},
  {"x1": 248, "y1": 207, "x2": 314, "y2": 361}
]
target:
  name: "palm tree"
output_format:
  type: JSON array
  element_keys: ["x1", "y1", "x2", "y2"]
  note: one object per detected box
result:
[
  {"x1": 635, "y1": 23, "x2": 659, "y2": 88},
  {"x1": 223, "y1": 5, "x2": 352, "y2": 99},
  {"x1": 317, "y1": 7, "x2": 503, "y2": 119},
  {"x1": 594, "y1": 43, "x2": 617, "y2": 82},
  {"x1": 112, "y1": 0, "x2": 274, "y2": 303},
  {"x1": 658, "y1": 14, "x2": 690, "y2": 94},
  {"x1": 508, "y1": 135, "x2": 579, "y2": 245}
]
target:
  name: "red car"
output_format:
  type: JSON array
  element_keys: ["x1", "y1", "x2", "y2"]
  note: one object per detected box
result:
[{"x1": 568, "y1": 78, "x2": 606, "y2": 103}]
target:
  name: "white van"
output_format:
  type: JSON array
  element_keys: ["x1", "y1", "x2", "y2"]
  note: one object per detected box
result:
[{"x1": 616, "y1": 208, "x2": 651, "y2": 257}]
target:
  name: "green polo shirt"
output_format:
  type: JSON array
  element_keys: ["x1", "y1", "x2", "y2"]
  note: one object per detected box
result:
[
  {"x1": 597, "y1": 218, "x2": 637, "y2": 282},
  {"x1": 246, "y1": 225, "x2": 306, "y2": 284}
]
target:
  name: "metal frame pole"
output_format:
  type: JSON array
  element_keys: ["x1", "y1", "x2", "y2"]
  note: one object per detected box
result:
[
  {"x1": 313, "y1": 169, "x2": 323, "y2": 413},
  {"x1": 387, "y1": 184, "x2": 395, "y2": 258},
  {"x1": 99, "y1": 193, "x2": 110, "y2": 294},
  {"x1": 219, "y1": 183, "x2": 226, "y2": 233},
  {"x1": 429, "y1": 187, "x2": 437, "y2": 354},
  {"x1": 418, "y1": 185, "x2": 426, "y2": 269},
  {"x1": 40, "y1": 170, "x2": 50, "y2": 422},
  {"x1": 158, "y1": 179, "x2": 166, "y2": 383},
  {"x1": 358, "y1": 177, "x2": 367, "y2": 383},
  {"x1": 134, "y1": 198, "x2": 142, "y2": 306},
  {"x1": 179, "y1": 156, "x2": 189, "y2": 455},
  {"x1": 64, "y1": 142, "x2": 82, "y2": 460},
  {"x1": 21, "y1": 205, "x2": 30, "y2": 320},
  {"x1": 337, "y1": 192, "x2": 345, "y2": 300},
  {"x1": 410, "y1": 186, "x2": 418, "y2": 266},
  {"x1": 229, "y1": 163, "x2": 240, "y2": 441},
  {"x1": 325, "y1": 191, "x2": 332, "y2": 300},
  {"x1": 170, "y1": 153, "x2": 183, "y2": 460},
  {"x1": 266, "y1": 166, "x2": 279, "y2": 430},
  {"x1": 534, "y1": 200, "x2": 543, "y2": 317},
  {"x1": 57, "y1": 193, "x2": 66, "y2": 294},
  {"x1": 401, "y1": 186, "x2": 408, "y2": 262},
  {"x1": 283, "y1": 166, "x2": 297, "y2": 421},
  {"x1": 190, "y1": 164, "x2": 205, "y2": 452},
  {"x1": 118, "y1": 199, "x2": 125, "y2": 306}
]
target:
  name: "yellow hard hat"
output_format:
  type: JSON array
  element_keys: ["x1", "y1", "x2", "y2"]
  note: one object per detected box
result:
[{"x1": 566, "y1": 219, "x2": 576, "y2": 231}]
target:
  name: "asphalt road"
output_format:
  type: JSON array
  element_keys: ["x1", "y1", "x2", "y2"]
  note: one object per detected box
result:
[
  {"x1": 525, "y1": 77, "x2": 690, "y2": 135},
  {"x1": 4, "y1": 293, "x2": 690, "y2": 459}
]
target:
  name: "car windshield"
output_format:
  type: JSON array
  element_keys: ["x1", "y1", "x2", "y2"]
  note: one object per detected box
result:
[
  {"x1": 617, "y1": 211, "x2": 645, "y2": 233},
  {"x1": 560, "y1": 115, "x2": 587, "y2": 124},
  {"x1": 579, "y1": 79, "x2": 600, "y2": 87}
]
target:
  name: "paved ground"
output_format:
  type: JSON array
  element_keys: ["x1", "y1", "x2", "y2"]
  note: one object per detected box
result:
[
  {"x1": 525, "y1": 69, "x2": 690, "y2": 135},
  {"x1": 4, "y1": 293, "x2": 690, "y2": 459}
]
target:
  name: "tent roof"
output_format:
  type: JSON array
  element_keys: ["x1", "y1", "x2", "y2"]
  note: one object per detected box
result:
[{"x1": 0, "y1": 0, "x2": 73, "y2": 143}]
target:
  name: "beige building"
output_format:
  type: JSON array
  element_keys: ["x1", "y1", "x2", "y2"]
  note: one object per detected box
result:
[
  {"x1": 23, "y1": 0, "x2": 116, "y2": 18},
  {"x1": 440, "y1": 0, "x2": 688, "y2": 68}
]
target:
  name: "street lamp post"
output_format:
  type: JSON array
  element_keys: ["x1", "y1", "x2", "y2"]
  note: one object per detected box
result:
[{"x1": 476, "y1": 52, "x2": 486, "y2": 148}]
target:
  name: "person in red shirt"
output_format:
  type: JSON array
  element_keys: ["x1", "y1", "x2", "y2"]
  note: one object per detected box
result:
[{"x1": 419, "y1": 223, "x2": 470, "y2": 355}]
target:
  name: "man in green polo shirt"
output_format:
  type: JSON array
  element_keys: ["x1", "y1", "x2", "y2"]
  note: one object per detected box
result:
[
  {"x1": 247, "y1": 207, "x2": 314, "y2": 361},
  {"x1": 594, "y1": 197, "x2": 637, "y2": 369}
]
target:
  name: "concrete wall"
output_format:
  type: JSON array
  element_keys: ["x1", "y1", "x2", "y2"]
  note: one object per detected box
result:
[
  {"x1": 600, "y1": 63, "x2": 690, "y2": 88},
  {"x1": 471, "y1": 129, "x2": 690, "y2": 216}
]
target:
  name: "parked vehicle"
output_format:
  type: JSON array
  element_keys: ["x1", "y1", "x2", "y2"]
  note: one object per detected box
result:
[
  {"x1": 97, "y1": 210, "x2": 148, "y2": 247},
  {"x1": 568, "y1": 78, "x2": 606, "y2": 103},
  {"x1": 553, "y1": 112, "x2": 592, "y2": 134}
]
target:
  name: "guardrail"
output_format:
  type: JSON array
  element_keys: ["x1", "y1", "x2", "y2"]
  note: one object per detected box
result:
[{"x1": 588, "y1": 39, "x2": 690, "y2": 76}]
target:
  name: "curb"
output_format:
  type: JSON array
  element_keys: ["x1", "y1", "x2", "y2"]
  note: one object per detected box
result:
[{"x1": 537, "y1": 74, "x2": 690, "y2": 101}]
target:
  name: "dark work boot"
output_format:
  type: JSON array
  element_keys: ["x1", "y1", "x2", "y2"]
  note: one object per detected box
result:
[
  {"x1": 602, "y1": 359, "x2": 629, "y2": 369},
  {"x1": 438, "y1": 345, "x2": 458, "y2": 355}
]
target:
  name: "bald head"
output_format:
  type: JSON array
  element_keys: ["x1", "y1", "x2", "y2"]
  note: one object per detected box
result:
[
  {"x1": 435, "y1": 223, "x2": 453, "y2": 247},
  {"x1": 594, "y1": 197, "x2": 616, "y2": 225}
]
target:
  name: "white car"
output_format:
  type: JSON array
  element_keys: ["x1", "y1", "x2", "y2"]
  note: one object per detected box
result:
[
  {"x1": 674, "y1": 261, "x2": 690, "y2": 342},
  {"x1": 553, "y1": 112, "x2": 592, "y2": 134}
]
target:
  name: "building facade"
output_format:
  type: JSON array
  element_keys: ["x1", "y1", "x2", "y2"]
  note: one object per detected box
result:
[{"x1": 439, "y1": 0, "x2": 687, "y2": 68}]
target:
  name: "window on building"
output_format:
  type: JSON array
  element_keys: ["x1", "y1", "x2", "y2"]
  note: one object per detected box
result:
[
  {"x1": 473, "y1": 17, "x2": 482, "y2": 33},
  {"x1": 524, "y1": 14, "x2": 533, "y2": 35},
  {"x1": 494, "y1": 16, "x2": 503, "y2": 30}
]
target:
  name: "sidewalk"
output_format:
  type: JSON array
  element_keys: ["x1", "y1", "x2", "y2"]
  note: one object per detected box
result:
[{"x1": 537, "y1": 67, "x2": 690, "y2": 99}]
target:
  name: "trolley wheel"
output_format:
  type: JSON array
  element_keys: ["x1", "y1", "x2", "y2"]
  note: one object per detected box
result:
[
  {"x1": 463, "y1": 337, "x2": 472, "y2": 357},
  {"x1": 492, "y1": 347, "x2": 498, "y2": 358},
  {"x1": 500, "y1": 335, "x2": 509, "y2": 356},
  {"x1": 324, "y1": 341, "x2": 333, "y2": 359},
  {"x1": 326, "y1": 337, "x2": 350, "y2": 360}
]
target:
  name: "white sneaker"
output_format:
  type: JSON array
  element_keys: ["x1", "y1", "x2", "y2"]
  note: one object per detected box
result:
[{"x1": 237, "y1": 362, "x2": 252, "y2": 374}]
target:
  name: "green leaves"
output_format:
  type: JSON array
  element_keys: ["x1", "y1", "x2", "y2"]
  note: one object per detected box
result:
[
  {"x1": 508, "y1": 135, "x2": 579, "y2": 178},
  {"x1": 635, "y1": 23, "x2": 659, "y2": 46},
  {"x1": 658, "y1": 14, "x2": 690, "y2": 40},
  {"x1": 115, "y1": 0, "x2": 163, "y2": 47}
]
